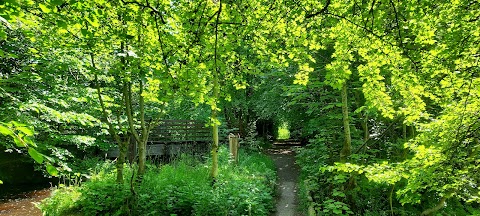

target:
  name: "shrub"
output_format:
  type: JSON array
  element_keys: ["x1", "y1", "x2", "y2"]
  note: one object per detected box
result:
[
  {"x1": 39, "y1": 146, "x2": 276, "y2": 216},
  {"x1": 37, "y1": 187, "x2": 82, "y2": 216}
]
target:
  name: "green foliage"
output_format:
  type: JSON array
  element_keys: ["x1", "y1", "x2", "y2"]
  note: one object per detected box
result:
[
  {"x1": 37, "y1": 187, "x2": 82, "y2": 216},
  {"x1": 277, "y1": 122, "x2": 290, "y2": 140},
  {"x1": 0, "y1": 28, "x2": 111, "y2": 181},
  {"x1": 39, "y1": 147, "x2": 276, "y2": 216},
  {"x1": 0, "y1": 121, "x2": 59, "y2": 177},
  {"x1": 321, "y1": 199, "x2": 353, "y2": 215},
  {"x1": 77, "y1": 178, "x2": 132, "y2": 216},
  {"x1": 2, "y1": 0, "x2": 480, "y2": 215}
]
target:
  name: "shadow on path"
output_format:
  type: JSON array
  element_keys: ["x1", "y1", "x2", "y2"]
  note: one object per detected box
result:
[{"x1": 268, "y1": 148, "x2": 303, "y2": 216}]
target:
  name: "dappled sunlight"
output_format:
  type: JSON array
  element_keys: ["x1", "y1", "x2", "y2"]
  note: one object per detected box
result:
[{"x1": 1, "y1": 0, "x2": 478, "y2": 215}]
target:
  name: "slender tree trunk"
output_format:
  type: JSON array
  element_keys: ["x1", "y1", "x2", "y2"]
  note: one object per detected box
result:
[
  {"x1": 124, "y1": 83, "x2": 142, "y2": 172},
  {"x1": 135, "y1": 27, "x2": 149, "y2": 177},
  {"x1": 363, "y1": 114, "x2": 369, "y2": 142},
  {"x1": 138, "y1": 79, "x2": 147, "y2": 176},
  {"x1": 420, "y1": 196, "x2": 447, "y2": 216},
  {"x1": 211, "y1": 0, "x2": 222, "y2": 182},
  {"x1": 90, "y1": 53, "x2": 125, "y2": 183},
  {"x1": 97, "y1": 80, "x2": 125, "y2": 183},
  {"x1": 239, "y1": 111, "x2": 245, "y2": 138},
  {"x1": 410, "y1": 125, "x2": 415, "y2": 138},
  {"x1": 117, "y1": 141, "x2": 128, "y2": 182},
  {"x1": 211, "y1": 109, "x2": 219, "y2": 180},
  {"x1": 389, "y1": 184, "x2": 395, "y2": 216},
  {"x1": 340, "y1": 82, "x2": 352, "y2": 162},
  {"x1": 138, "y1": 139, "x2": 147, "y2": 175},
  {"x1": 340, "y1": 82, "x2": 356, "y2": 204}
]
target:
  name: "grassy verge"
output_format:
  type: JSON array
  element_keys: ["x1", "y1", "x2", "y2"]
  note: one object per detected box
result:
[{"x1": 38, "y1": 147, "x2": 276, "y2": 216}]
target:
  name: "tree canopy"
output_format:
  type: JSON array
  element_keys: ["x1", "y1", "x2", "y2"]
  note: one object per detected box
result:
[{"x1": 1, "y1": 0, "x2": 479, "y2": 214}]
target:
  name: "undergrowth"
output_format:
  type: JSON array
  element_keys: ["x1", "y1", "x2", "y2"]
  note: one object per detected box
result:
[
  {"x1": 38, "y1": 146, "x2": 276, "y2": 216},
  {"x1": 296, "y1": 137, "x2": 480, "y2": 216}
]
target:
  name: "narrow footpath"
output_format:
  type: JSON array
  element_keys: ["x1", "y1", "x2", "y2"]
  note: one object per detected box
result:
[
  {"x1": 268, "y1": 144, "x2": 303, "y2": 216},
  {"x1": 0, "y1": 189, "x2": 51, "y2": 216}
]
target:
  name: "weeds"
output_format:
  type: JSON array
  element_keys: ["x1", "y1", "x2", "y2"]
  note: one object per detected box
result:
[{"x1": 39, "y1": 146, "x2": 276, "y2": 216}]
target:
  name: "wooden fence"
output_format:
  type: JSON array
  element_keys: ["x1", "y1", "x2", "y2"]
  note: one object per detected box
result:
[{"x1": 107, "y1": 120, "x2": 211, "y2": 160}]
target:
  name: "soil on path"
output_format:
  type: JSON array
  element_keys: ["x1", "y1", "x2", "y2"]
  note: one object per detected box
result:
[
  {"x1": 0, "y1": 188, "x2": 51, "y2": 216},
  {"x1": 268, "y1": 147, "x2": 303, "y2": 216}
]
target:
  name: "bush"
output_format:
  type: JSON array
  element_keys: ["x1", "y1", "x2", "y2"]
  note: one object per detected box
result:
[
  {"x1": 39, "y1": 147, "x2": 276, "y2": 216},
  {"x1": 37, "y1": 187, "x2": 82, "y2": 216}
]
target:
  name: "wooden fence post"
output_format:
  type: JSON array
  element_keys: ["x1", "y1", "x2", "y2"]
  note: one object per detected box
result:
[{"x1": 229, "y1": 133, "x2": 239, "y2": 164}]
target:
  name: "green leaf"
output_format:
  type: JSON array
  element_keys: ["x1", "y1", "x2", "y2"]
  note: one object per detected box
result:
[
  {"x1": 39, "y1": 4, "x2": 51, "y2": 13},
  {"x1": 11, "y1": 121, "x2": 27, "y2": 127},
  {"x1": 28, "y1": 148, "x2": 44, "y2": 164},
  {"x1": 0, "y1": 180, "x2": 3, "y2": 184},
  {"x1": 17, "y1": 126, "x2": 34, "y2": 136},
  {"x1": 13, "y1": 136, "x2": 25, "y2": 147},
  {"x1": 46, "y1": 164, "x2": 58, "y2": 176},
  {"x1": 354, "y1": 106, "x2": 366, "y2": 114},
  {"x1": 57, "y1": 20, "x2": 68, "y2": 29},
  {"x1": 51, "y1": 0, "x2": 63, "y2": 6},
  {"x1": 0, "y1": 125, "x2": 12, "y2": 136},
  {"x1": 0, "y1": 31, "x2": 6, "y2": 40},
  {"x1": 24, "y1": 136, "x2": 37, "y2": 147},
  {"x1": 81, "y1": 29, "x2": 89, "y2": 37}
]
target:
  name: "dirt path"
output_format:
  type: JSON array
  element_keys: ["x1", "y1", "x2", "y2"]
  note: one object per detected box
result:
[
  {"x1": 268, "y1": 148, "x2": 303, "y2": 216},
  {"x1": 0, "y1": 189, "x2": 51, "y2": 216}
]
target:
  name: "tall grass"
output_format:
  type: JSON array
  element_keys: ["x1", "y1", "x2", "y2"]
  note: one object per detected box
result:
[{"x1": 38, "y1": 146, "x2": 276, "y2": 216}]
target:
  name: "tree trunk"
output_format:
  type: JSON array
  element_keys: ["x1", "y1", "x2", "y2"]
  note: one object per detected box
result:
[
  {"x1": 138, "y1": 79, "x2": 147, "y2": 176},
  {"x1": 211, "y1": 113, "x2": 219, "y2": 179},
  {"x1": 410, "y1": 125, "x2": 415, "y2": 138},
  {"x1": 138, "y1": 139, "x2": 146, "y2": 175},
  {"x1": 340, "y1": 82, "x2": 352, "y2": 162},
  {"x1": 124, "y1": 83, "x2": 142, "y2": 175},
  {"x1": 363, "y1": 114, "x2": 369, "y2": 142},
  {"x1": 91, "y1": 53, "x2": 125, "y2": 183},
  {"x1": 211, "y1": 0, "x2": 222, "y2": 182},
  {"x1": 421, "y1": 196, "x2": 446, "y2": 216},
  {"x1": 116, "y1": 140, "x2": 128, "y2": 183},
  {"x1": 389, "y1": 184, "x2": 395, "y2": 216}
]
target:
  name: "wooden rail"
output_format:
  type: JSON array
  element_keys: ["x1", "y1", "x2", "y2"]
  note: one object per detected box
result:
[{"x1": 107, "y1": 120, "x2": 211, "y2": 158}]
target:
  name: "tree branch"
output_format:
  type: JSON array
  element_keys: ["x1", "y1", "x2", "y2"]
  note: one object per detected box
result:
[
  {"x1": 369, "y1": 0, "x2": 376, "y2": 30},
  {"x1": 389, "y1": 0, "x2": 403, "y2": 48},
  {"x1": 354, "y1": 120, "x2": 397, "y2": 154},
  {"x1": 210, "y1": 0, "x2": 222, "y2": 181},
  {"x1": 305, "y1": 0, "x2": 330, "y2": 19},
  {"x1": 90, "y1": 53, "x2": 122, "y2": 145},
  {"x1": 324, "y1": 11, "x2": 420, "y2": 70},
  {"x1": 420, "y1": 196, "x2": 447, "y2": 216},
  {"x1": 124, "y1": 82, "x2": 141, "y2": 145},
  {"x1": 120, "y1": 0, "x2": 166, "y2": 24}
]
